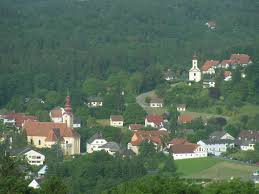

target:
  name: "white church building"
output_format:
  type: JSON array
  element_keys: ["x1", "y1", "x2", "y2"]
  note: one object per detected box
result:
[{"x1": 189, "y1": 55, "x2": 202, "y2": 82}]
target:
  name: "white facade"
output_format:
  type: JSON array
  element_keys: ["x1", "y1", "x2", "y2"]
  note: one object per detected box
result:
[
  {"x1": 203, "y1": 81, "x2": 215, "y2": 88},
  {"x1": 172, "y1": 146, "x2": 207, "y2": 160},
  {"x1": 28, "y1": 179, "x2": 40, "y2": 189},
  {"x1": 88, "y1": 101, "x2": 103, "y2": 108},
  {"x1": 150, "y1": 102, "x2": 163, "y2": 108},
  {"x1": 73, "y1": 123, "x2": 81, "y2": 128},
  {"x1": 197, "y1": 140, "x2": 234, "y2": 156},
  {"x1": 86, "y1": 138, "x2": 108, "y2": 153},
  {"x1": 110, "y1": 120, "x2": 123, "y2": 127},
  {"x1": 240, "y1": 143, "x2": 255, "y2": 151},
  {"x1": 189, "y1": 57, "x2": 201, "y2": 82},
  {"x1": 177, "y1": 107, "x2": 186, "y2": 112},
  {"x1": 144, "y1": 119, "x2": 163, "y2": 128},
  {"x1": 24, "y1": 150, "x2": 45, "y2": 166},
  {"x1": 202, "y1": 68, "x2": 216, "y2": 75}
]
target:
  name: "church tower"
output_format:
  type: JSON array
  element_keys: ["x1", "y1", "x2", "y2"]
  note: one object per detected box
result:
[
  {"x1": 189, "y1": 54, "x2": 201, "y2": 82},
  {"x1": 62, "y1": 96, "x2": 73, "y2": 128}
]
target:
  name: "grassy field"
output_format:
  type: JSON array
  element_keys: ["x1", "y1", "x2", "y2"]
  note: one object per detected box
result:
[
  {"x1": 175, "y1": 157, "x2": 258, "y2": 180},
  {"x1": 96, "y1": 119, "x2": 110, "y2": 126}
]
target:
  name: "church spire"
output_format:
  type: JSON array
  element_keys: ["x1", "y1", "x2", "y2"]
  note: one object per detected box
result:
[{"x1": 65, "y1": 95, "x2": 72, "y2": 113}]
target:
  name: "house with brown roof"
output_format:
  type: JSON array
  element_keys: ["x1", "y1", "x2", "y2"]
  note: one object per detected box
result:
[
  {"x1": 150, "y1": 97, "x2": 163, "y2": 108},
  {"x1": 230, "y1": 54, "x2": 252, "y2": 67},
  {"x1": 205, "y1": 21, "x2": 216, "y2": 30},
  {"x1": 177, "y1": 104, "x2": 186, "y2": 112},
  {"x1": 238, "y1": 130, "x2": 259, "y2": 142},
  {"x1": 145, "y1": 115, "x2": 164, "y2": 128},
  {"x1": 224, "y1": 71, "x2": 232, "y2": 81},
  {"x1": 110, "y1": 115, "x2": 124, "y2": 127},
  {"x1": 1, "y1": 113, "x2": 38, "y2": 128},
  {"x1": 178, "y1": 114, "x2": 193, "y2": 124},
  {"x1": 49, "y1": 107, "x2": 64, "y2": 123},
  {"x1": 23, "y1": 120, "x2": 80, "y2": 155},
  {"x1": 219, "y1": 60, "x2": 232, "y2": 69},
  {"x1": 201, "y1": 60, "x2": 219, "y2": 74},
  {"x1": 127, "y1": 130, "x2": 169, "y2": 154},
  {"x1": 129, "y1": 124, "x2": 144, "y2": 131}
]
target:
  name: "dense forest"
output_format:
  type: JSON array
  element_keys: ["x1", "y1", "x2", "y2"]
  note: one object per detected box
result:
[{"x1": 0, "y1": 0, "x2": 259, "y2": 108}]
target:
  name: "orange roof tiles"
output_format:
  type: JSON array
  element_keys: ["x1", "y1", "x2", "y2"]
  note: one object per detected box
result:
[
  {"x1": 170, "y1": 143, "x2": 199, "y2": 153},
  {"x1": 230, "y1": 54, "x2": 250, "y2": 65},
  {"x1": 50, "y1": 108, "x2": 63, "y2": 118},
  {"x1": 146, "y1": 115, "x2": 164, "y2": 124},
  {"x1": 169, "y1": 138, "x2": 187, "y2": 145},
  {"x1": 178, "y1": 114, "x2": 193, "y2": 124},
  {"x1": 201, "y1": 60, "x2": 219, "y2": 71}
]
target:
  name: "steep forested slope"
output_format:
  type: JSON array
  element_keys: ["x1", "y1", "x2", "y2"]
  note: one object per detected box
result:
[{"x1": 0, "y1": 0, "x2": 259, "y2": 106}]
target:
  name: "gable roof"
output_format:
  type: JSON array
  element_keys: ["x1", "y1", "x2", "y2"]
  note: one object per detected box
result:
[
  {"x1": 239, "y1": 130, "x2": 259, "y2": 141},
  {"x1": 146, "y1": 115, "x2": 164, "y2": 124},
  {"x1": 129, "y1": 124, "x2": 144, "y2": 131},
  {"x1": 177, "y1": 104, "x2": 186, "y2": 108},
  {"x1": 150, "y1": 97, "x2": 163, "y2": 104},
  {"x1": 220, "y1": 60, "x2": 232, "y2": 66},
  {"x1": 169, "y1": 138, "x2": 187, "y2": 145},
  {"x1": 129, "y1": 130, "x2": 169, "y2": 146},
  {"x1": 170, "y1": 143, "x2": 199, "y2": 154},
  {"x1": 201, "y1": 60, "x2": 219, "y2": 71},
  {"x1": 178, "y1": 114, "x2": 193, "y2": 123},
  {"x1": 87, "y1": 132, "x2": 105, "y2": 144},
  {"x1": 209, "y1": 131, "x2": 228, "y2": 140},
  {"x1": 99, "y1": 142, "x2": 121, "y2": 152},
  {"x1": 230, "y1": 54, "x2": 251, "y2": 65},
  {"x1": 87, "y1": 96, "x2": 103, "y2": 102},
  {"x1": 23, "y1": 120, "x2": 79, "y2": 139},
  {"x1": 110, "y1": 115, "x2": 124, "y2": 122},
  {"x1": 3, "y1": 113, "x2": 38, "y2": 128}
]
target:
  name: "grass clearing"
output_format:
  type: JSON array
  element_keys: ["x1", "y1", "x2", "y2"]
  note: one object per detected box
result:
[{"x1": 96, "y1": 119, "x2": 110, "y2": 126}]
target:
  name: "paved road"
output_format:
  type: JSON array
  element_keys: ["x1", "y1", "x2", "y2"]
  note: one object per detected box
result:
[{"x1": 136, "y1": 90, "x2": 155, "y2": 108}]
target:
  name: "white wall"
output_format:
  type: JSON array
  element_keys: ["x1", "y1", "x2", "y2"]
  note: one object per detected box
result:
[
  {"x1": 110, "y1": 121, "x2": 123, "y2": 127},
  {"x1": 24, "y1": 150, "x2": 45, "y2": 166},
  {"x1": 86, "y1": 138, "x2": 107, "y2": 153}
]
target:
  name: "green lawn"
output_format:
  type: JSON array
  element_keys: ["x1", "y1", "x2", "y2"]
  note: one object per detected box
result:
[
  {"x1": 175, "y1": 157, "x2": 258, "y2": 180},
  {"x1": 96, "y1": 119, "x2": 110, "y2": 126}
]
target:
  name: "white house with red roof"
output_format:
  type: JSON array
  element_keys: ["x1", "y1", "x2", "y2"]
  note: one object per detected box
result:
[
  {"x1": 49, "y1": 107, "x2": 65, "y2": 123},
  {"x1": 0, "y1": 113, "x2": 38, "y2": 128},
  {"x1": 230, "y1": 54, "x2": 252, "y2": 67},
  {"x1": 145, "y1": 115, "x2": 164, "y2": 128},
  {"x1": 224, "y1": 71, "x2": 232, "y2": 81},
  {"x1": 189, "y1": 55, "x2": 201, "y2": 82},
  {"x1": 201, "y1": 60, "x2": 219, "y2": 74},
  {"x1": 150, "y1": 97, "x2": 163, "y2": 108},
  {"x1": 23, "y1": 120, "x2": 80, "y2": 155},
  {"x1": 127, "y1": 130, "x2": 169, "y2": 154},
  {"x1": 110, "y1": 115, "x2": 124, "y2": 127}
]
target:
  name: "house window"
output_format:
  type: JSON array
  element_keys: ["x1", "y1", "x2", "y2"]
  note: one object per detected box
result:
[
  {"x1": 66, "y1": 141, "x2": 68, "y2": 144},
  {"x1": 194, "y1": 73, "x2": 196, "y2": 76},
  {"x1": 30, "y1": 139, "x2": 33, "y2": 145},
  {"x1": 38, "y1": 140, "x2": 41, "y2": 145}
]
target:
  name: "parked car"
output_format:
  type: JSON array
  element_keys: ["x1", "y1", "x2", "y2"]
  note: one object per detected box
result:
[{"x1": 253, "y1": 170, "x2": 259, "y2": 176}]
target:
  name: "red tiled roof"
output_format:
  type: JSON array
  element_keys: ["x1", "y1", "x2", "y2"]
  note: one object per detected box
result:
[
  {"x1": 201, "y1": 60, "x2": 219, "y2": 71},
  {"x1": 130, "y1": 130, "x2": 169, "y2": 146},
  {"x1": 170, "y1": 143, "x2": 199, "y2": 154},
  {"x1": 224, "y1": 71, "x2": 232, "y2": 78},
  {"x1": 50, "y1": 108, "x2": 63, "y2": 118},
  {"x1": 3, "y1": 113, "x2": 38, "y2": 128},
  {"x1": 239, "y1": 130, "x2": 259, "y2": 141},
  {"x1": 178, "y1": 114, "x2": 193, "y2": 124},
  {"x1": 110, "y1": 115, "x2": 123, "y2": 122},
  {"x1": 230, "y1": 54, "x2": 250, "y2": 65},
  {"x1": 146, "y1": 115, "x2": 163, "y2": 124},
  {"x1": 23, "y1": 120, "x2": 79, "y2": 139},
  {"x1": 220, "y1": 60, "x2": 232, "y2": 66},
  {"x1": 169, "y1": 138, "x2": 187, "y2": 145},
  {"x1": 129, "y1": 124, "x2": 144, "y2": 131}
]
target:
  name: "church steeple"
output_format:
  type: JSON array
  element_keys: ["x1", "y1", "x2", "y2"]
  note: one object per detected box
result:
[
  {"x1": 63, "y1": 95, "x2": 73, "y2": 128},
  {"x1": 192, "y1": 54, "x2": 198, "y2": 69},
  {"x1": 65, "y1": 96, "x2": 72, "y2": 114}
]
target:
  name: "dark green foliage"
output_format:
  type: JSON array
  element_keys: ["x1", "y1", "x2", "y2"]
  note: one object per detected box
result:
[{"x1": 123, "y1": 103, "x2": 147, "y2": 124}]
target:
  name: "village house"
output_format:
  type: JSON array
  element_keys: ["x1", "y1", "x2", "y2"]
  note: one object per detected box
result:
[
  {"x1": 201, "y1": 60, "x2": 219, "y2": 74},
  {"x1": 197, "y1": 139, "x2": 235, "y2": 156},
  {"x1": 129, "y1": 124, "x2": 144, "y2": 131},
  {"x1": 230, "y1": 53, "x2": 252, "y2": 67},
  {"x1": 209, "y1": 131, "x2": 235, "y2": 140},
  {"x1": 145, "y1": 115, "x2": 164, "y2": 128},
  {"x1": 205, "y1": 20, "x2": 216, "y2": 30},
  {"x1": 0, "y1": 113, "x2": 38, "y2": 128},
  {"x1": 189, "y1": 55, "x2": 202, "y2": 82},
  {"x1": 177, "y1": 104, "x2": 186, "y2": 112},
  {"x1": 178, "y1": 114, "x2": 193, "y2": 124},
  {"x1": 224, "y1": 71, "x2": 232, "y2": 81},
  {"x1": 149, "y1": 97, "x2": 163, "y2": 108},
  {"x1": 235, "y1": 140, "x2": 255, "y2": 151},
  {"x1": 87, "y1": 96, "x2": 103, "y2": 108},
  {"x1": 168, "y1": 138, "x2": 207, "y2": 160},
  {"x1": 98, "y1": 142, "x2": 122, "y2": 156},
  {"x1": 127, "y1": 130, "x2": 169, "y2": 154},
  {"x1": 163, "y1": 69, "x2": 175, "y2": 81},
  {"x1": 28, "y1": 179, "x2": 40, "y2": 189},
  {"x1": 110, "y1": 115, "x2": 124, "y2": 127},
  {"x1": 238, "y1": 130, "x2": 259, "y2": 142},
  {"x1": 86, "y1": 132, "x2": 107, "y2": 153},
  {"x1": 23, "y1": 120, "x2": 80, "y2": 155},
  {"x1": 13, "y1": 147, "x2": 45, "y2": 166}
]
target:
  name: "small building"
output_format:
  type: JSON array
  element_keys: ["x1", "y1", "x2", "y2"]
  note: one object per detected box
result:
[
  {"x1": 209, "y1": 131, "x2": 235, "y2": 141},
  {"x1": 219, "y1": 60, "x2": 232, "y2": 69},
  {"x1": 110, "y1": 115, "x2": 124, "y2": 127},
  {"x1": 145, "y1": 115, "x2": 164, "y2": 128},
  {"x1": 177, "y1": 104, "x2": 186, "y2": 112},
  {"x1": 28, "y1": 179, "x2": 40, "y2": 189},
  {"x1": 150, "y1": 97, "x2": 163, "y2": 108},
  {"x1": 73, "y1": 117, "x2": 81, "y2": 128},
  {"x1": 230, "y1": 53, "x2": 252, "y2": 67},
  {"x1": 235, "y1": 140, "x2": 255, "y2": 151},
  {"x1": 86, "y1": 132, "x2": 107, "y2": 153},
  {"x1": 129, "y1": 124, "x2": 144, "y2": 131},
  {"x1": 189, "y1": 55, "x2": 202, "y2": 82},
  {"x1": 38, "y1": 165, "x2": 48, "y2": 178},
  {"x1": 224, "y1": 71, "x2": 232, "y2": 81},
  {"x1": 163, "y1": 69, "x2": 175, "y2": 81},
  {"x1": 127, "y1": 130, "x2": 169, "y2": 154},
  {"x1": 197, "y1": 139, "x2": 235, "y2": 156},
  {"x1": 201, "y1": 60, "x2": 219, "y2": 74},
  {"x1": 98, "y1": 142, "x2": 122, "y2": 156},
  {"x1": 178, "y1": 114, "x2": 193, "y2": 124},
  {"x1": 170, "y1": 143, "x2": 207, "y2": 160},
  {"x1": 205, "y1": 21, "x2": 216, "y2": 30},
  {"x1": 87, "y1": 96, "x2": 103, "y2": 108},
  {"x1": 0, "y1": 113, "x2": 38, "y2": 128}
]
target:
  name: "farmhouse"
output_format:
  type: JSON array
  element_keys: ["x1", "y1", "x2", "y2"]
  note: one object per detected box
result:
[
  {"x1": 86, "y1": 132, "x2": 107, "y2": 153},
  {"x1": 13, "y1": 147, "x2": 45, "y2": 166},
  {"x1": 201, "y1": 60, "x2": 219, "y2": 74},
  {"x1": 110, "y1": 115, "x2": 124, "y2": 127},
  {"x1": 149, "y1": 97, "x2": 163, "y2": 108},
  {"x1": 23, "y1": 120, "x2": 80, "y2": 155},
  {"x1": 145, "y1": 115, "x2": 164, "y2": 128},
  {"x1": 127, "y1": 130, "x2": 169, "y2": 154}
]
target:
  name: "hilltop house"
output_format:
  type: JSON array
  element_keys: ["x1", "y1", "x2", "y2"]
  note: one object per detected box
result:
[
  {"x1": 168, "y1": 138, "x2": 207, "y2": 160},
  {"x1": 150, "y1": 97, "x2": 163, "y2": 108},
  {"x1": 145, "y1": 115, "x2": 164, "y2": 128},
  {"x1": 189, "y1": 55, "x2": 201, "y2": 82},
  {"x1": 23, "y1": 120, "x2": 80, "y2": 155},
  {"x1": 110, "y1": 115, "x2": 124, "y2": 127},
  {"x1": 177, "y1": 104, "x2": 186, "y2": 112},
  {"x1": 127, "y1": 130, "x2": 169, "y2": 154},
  {"x1": 201, "y1": 60, "x2": 219, "y2": 74},
  {"x1": 87, "y1": 96, "x2": 103, "y2": 108}
]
